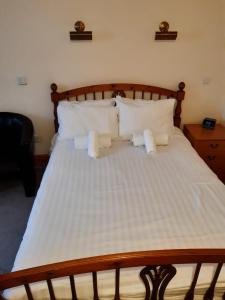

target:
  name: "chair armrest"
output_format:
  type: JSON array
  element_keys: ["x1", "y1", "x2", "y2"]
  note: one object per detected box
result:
[{"x1": 20, "y1": 117, "x2": 34, "y2": 147}]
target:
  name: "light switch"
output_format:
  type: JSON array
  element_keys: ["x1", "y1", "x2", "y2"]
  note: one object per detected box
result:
[
  {"x1": 202, "y1": 78, "x2": 211, "y2": 85},
  {"x1": 17, "y1": 76, "x2": 27, "y2": 85}
]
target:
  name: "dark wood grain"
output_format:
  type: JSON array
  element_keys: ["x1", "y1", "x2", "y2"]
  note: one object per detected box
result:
[
  {"x1": 92, "y1": 272, "x2": 99, "y2": 300},
  {"x1": 203, "y1": 263, "x2": 223, "y2": 300},
  {"x1": 46, "y1": 279, "x2": 56, "y2": 300},
  {"x1": 24, "y1": 284, "x2": 34, "y2": 300},
  {"x1": 70, "y1": 275, "x2": 78, "y2": 300},
  {"x1": 114, "y1": 268, "x2": 120, "y2": 300},
  {"x1": 140, "y1": 265, "x2": 176, "y2": 300},
  {"x1": 155, "y1": 31, "x2": 177, "y2": 40},
  {"x1": 184, "y1": 263, "x2": 201, "y2": 300},
  {"x1": 70, "y1": 31, "x2": 92, "y2": 40}
]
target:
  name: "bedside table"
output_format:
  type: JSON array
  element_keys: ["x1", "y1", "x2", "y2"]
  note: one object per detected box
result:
[{"x1": 183, "y1": 124, "x2": 225, "y2": 183}]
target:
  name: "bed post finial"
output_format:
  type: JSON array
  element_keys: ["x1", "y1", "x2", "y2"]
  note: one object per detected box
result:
[
  {"x1": 174, "y1": 82, "x2": 185, "y2": 128},
  {"x1": 50, "y1": 83, "x2": 59, "y2": 132},
  {"x1": 51, "y1": 83, "x2": 58, "y2": 93},
  {"x1": 178, "y1": 82, "x2": 185, "y2": 92}
]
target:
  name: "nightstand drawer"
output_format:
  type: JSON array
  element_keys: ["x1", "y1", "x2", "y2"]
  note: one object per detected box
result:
[
  {"x1": 216, "y1": 169, "x2": 225, "y2": 182},
  {"x1": 200, "y1": 154, "x2": 225, "y2": 169},
  {"x1": 194, "y1": 141, "x2": 225, "y2": 156}
]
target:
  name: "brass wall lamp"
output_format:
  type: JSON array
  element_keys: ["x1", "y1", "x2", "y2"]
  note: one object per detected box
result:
[
  {"x1": 155, "y1": 21, "x2": 177, "y2": 40},
  {"x1": 70, "y1": 21, "x2": 92, "y2": 40}
]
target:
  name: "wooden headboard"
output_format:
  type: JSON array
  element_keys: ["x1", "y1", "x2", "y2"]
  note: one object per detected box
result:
[{"x1": 50, "y1": 82, "x2": 185, "y2": 132}]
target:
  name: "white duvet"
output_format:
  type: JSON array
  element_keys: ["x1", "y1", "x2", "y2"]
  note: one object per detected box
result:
[{"x1": 4, "y1": 129, "x2": 225, "y2": 299}]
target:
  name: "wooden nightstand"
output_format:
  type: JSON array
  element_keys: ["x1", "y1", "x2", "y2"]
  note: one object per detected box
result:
[{"x1": 183, "y1": 124, "x2": 225, "y2": 183}]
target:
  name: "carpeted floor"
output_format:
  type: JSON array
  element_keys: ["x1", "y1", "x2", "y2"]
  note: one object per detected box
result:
[{"x1": 0, "y1": 169, "x2": 44, "y2": 274}]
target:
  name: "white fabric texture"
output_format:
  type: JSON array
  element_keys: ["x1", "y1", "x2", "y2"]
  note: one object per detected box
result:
[
  {"x1": 87, "y1": 131, "x2": 99, "y2": 158},
  {"x1": 5, "y1": 131, "x2": 225, "y2": 299},
  {"x1": 132, "y1": 132, "x2": 145, "y2": 146},
  {"x1": 57, "y1": 102, "x2": 118, "y2": 140},
  {"x1": 74, "y1": 134, "x2": 112, "y2": 150},
  {"x1": 76, "y1": 99, "x2": 116, "y2": 106},
  {"x1": 116, "y1": 97, "x2": 175, "y2": 139},
  {"x1": 143, "y1": 129, "x2": 156, "y2": 154},
  {"x1": 116, "y1": 95, "x2": 176, "y2": 107},
  {"x1": 132, "y1": 132, "x2": 169, "y2": 146},
  {"x1": 74, "y1": 134, "x2": 88, "y2": 149}
]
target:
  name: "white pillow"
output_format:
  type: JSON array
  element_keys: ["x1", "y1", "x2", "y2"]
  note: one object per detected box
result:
[
  {"x1": 116, "y1": 95, "x2": 176, "y2": 107},
  {"x1": 132, "y1": 132, "x2": 169, "y2": 146},
  {"x1": 116, "y1": 96, "x2": 149, "y2": 106},
  {"x1": 76, "y1": 99, "x2": 115, "y2": 106},
  {"x1": 117, "y1": 98, "x2": 175, "y2": 139},
  {"x1": 57, "y1": 103, "x2": 118, "y2": 140}
]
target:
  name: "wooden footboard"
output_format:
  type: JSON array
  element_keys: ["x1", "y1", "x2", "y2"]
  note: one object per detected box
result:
[{"x1": 1, "y1": 249, "x2": 225, "y2": 300}]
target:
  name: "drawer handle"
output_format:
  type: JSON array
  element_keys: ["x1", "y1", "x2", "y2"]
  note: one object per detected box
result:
[
  {"x1": 207, "y1": 155, "x2": 216, "y2": 161},
  {"x1": 210, "y1": 143, "x2": 219, "y2": 149}
]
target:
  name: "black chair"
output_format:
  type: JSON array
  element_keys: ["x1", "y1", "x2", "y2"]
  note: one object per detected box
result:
[{"x1": 0, "y1": 112, "x2": 36, "y2": 197}]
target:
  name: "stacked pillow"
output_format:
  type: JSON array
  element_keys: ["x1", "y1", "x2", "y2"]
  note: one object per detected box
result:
[{"x1": 56, "y1": 95, "x2": 176, "y2": 157}]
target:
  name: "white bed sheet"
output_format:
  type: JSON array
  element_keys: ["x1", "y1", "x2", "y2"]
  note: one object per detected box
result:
[{"x1": 4, "y1": 129, "x2": 225, "y2": 299}]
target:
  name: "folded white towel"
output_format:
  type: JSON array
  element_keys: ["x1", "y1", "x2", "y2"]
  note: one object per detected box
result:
[
  {"x1": 74, "y1": 134, "x2": 111, "y2": 150},
  {"x1": 88, "y1": 130, "x2": 99, "y2": 158},
  {"x1": 155, "y1": 133, "x2": 168, "y2": 145},
  {"x1": 132, "y1": 132, "x2": 169, "y2": 146},
  {"x1": 99, "y1": 134, "x2": 112, "y2": 148},
  {"x1": 132, "y1": 133, "x2": 144, "y2": 146},
  {"x1": 143, "y1": 129, "x2": 156, "y2": 154}
]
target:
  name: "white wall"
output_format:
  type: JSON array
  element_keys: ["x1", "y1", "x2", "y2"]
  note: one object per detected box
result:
[{"x1": 0, "y1": 0, "x2": 224, "y2": 154}]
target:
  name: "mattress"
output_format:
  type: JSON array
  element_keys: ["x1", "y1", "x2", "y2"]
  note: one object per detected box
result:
[{"x1": 4, "y1": 129, "x2": 225, "y2": 299}]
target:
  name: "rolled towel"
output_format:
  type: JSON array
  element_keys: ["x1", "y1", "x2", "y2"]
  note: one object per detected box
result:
[
  {"x1": 100, "y1": 134, "x2": 112, "y2": 148},
  {"x1": 132, "y1": 132, "x2": 169, "y2": 146},
  {"x1": 132, "y1": 133, "x2": 144, "y2": 146},
  {"x1": 74, "y1": 135, "x2": 88, "y2": 149},
  {"x1": 88, "y1": 130, "x2": 99, "y2": 158},
  {"x1": 155, "y1": 133, "x2": 168, "y2": 146},
  {"x1": 143, "y1": 129, "x2": 156, "y2": 154}
]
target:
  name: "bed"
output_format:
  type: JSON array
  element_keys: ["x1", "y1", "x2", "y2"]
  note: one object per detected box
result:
[{"x1": 1, "y1": 82, "x2": 225, "y2": 300}]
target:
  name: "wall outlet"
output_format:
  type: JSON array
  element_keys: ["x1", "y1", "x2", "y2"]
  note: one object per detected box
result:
[
  {"x1": 17, "y1": 76, "x2": 27, "y2": 85},
  {"x1": 202, "y1": 78, "x2": 211, "y2": 85}
]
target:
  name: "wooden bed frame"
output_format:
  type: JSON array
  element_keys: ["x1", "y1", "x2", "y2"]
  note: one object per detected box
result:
[
  {"x1": 1, "y1": 81, "x2": 225, "y2": 300},
  {"x1": 50, "y1": 81, "x2": 185, "y2": 131}
]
